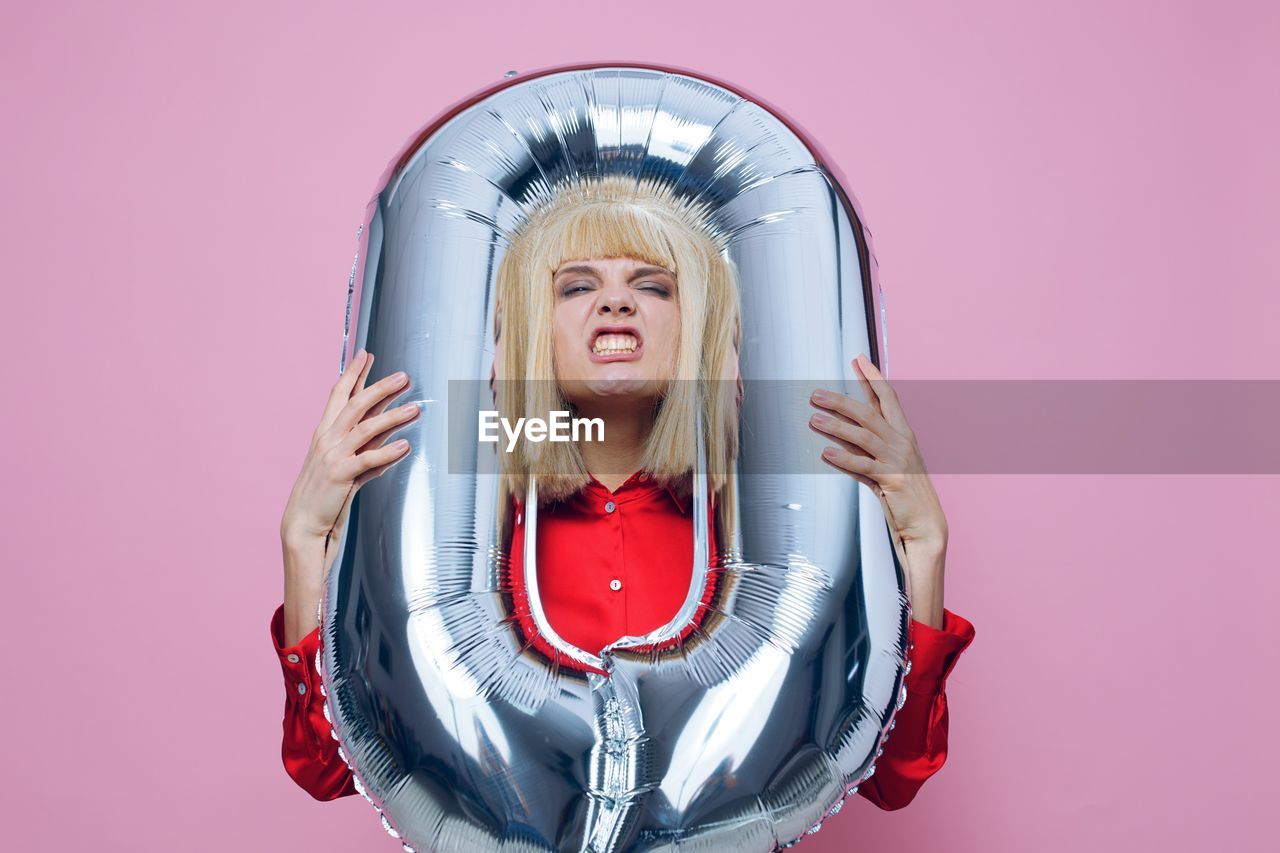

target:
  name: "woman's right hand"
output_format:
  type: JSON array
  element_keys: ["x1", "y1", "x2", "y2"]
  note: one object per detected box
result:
[{"x1": 278, "y1": 349, "x2": 419, "y2": 644}]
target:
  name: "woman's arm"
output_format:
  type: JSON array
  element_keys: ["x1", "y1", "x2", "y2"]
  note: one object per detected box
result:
[
  {"x1": 856, "y1": 607, "x2": 977, "y2": 810},
  {"x1": 281, "y1": 531, "x2": 329, "y2": 649},
  {"x1": 270, "y1": 603, "x2": 357, "y2": 801},
  {"x1": 271, "y1": 348, "x2": 418, "y2": 797},
  {"x1": 808, "y1": 361, "x2": 980, "y2": 809},
  {"x1": 279, "y1": 349, "x2": 418, "y2": 647}
]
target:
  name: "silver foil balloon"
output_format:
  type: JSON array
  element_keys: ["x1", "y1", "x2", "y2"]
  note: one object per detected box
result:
[{"x1": 319, "y1": 63, "x2": 908, "y2": 852}]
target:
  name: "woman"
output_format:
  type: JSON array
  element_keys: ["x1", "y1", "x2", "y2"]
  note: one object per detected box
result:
[
  {"x1": 272, "y1": 177, "x2": 976, "y2": 812},
  {"x1": 490, "y1": 176, "x2": 741, "y2": 664}
]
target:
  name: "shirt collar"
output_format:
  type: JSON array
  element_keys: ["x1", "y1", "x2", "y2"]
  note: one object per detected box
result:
[
  {"x1": 512, "y1": 469, "x2": 693, "y2": 514},
  {"x1": 582, "y1": 469, "x2": 691, "y2": 514}
]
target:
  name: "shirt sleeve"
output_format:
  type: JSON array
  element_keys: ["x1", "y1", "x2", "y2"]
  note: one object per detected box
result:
[
  {"x1": 270, "y1": 604, "x2": 358, "y2": 801},
  {"x1": 856, "y1": 607, "x2": 977, "y2": 811}
]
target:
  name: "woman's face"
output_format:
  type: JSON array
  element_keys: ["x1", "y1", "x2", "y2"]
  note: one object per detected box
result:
[{"x1": 551, "y1": 256, "x2": 681, "y2": 408}]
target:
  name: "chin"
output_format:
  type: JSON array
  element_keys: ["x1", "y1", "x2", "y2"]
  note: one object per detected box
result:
[
  {"x1": 562, "y1": 371, "x2": 668, "y2": 405},
  {"x1": 584, "y1": 380, "x2": 660, "y2": 399}
]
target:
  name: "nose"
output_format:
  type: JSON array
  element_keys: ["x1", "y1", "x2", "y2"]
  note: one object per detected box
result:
[{"x1": 596, "y1": 285, "x2": 635, "y2": 316}]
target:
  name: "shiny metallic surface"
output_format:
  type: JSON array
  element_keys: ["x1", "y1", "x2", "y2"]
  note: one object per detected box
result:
[{"x1": 320, "y1": 64, "x2": 907, "y2": 851}]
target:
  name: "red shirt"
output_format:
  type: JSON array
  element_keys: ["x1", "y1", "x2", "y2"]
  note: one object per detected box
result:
[
  {"x1": 505, "y1": 469, "x2": 720, "y2": 674},
  {"x1": 270, "y1": 470, "x2": 977, "y2": 812}
]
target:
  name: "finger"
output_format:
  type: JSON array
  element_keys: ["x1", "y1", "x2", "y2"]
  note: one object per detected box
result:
[
  {"x1": 345, "y1": 402, "x2": 421, "y2": 455},
  {"x1": 851, "y1": 352, "x2": 879, "y2": 419},
  {"x1": 809, "y1": 410, "x2": 892, "y2": 459},
  {"x1": 326, "y1": 349, "x2": 374, "y2": 427},
  {"x1": 336, "y1": 433, "x2": 410, "y2": 481},
  {"x1": 335, "y1": 369, "x2": 410, "y2": 435},
  {"x1": 809, "y1": 387, "x2": 897, "y2": 444},
  {"x1": 334, "y1": 352, "x2": 379, "y2": 432},
  {"x1": 352, "y1": 440, "x2": 413, "y2": 487},
  {"x1": 808, "y1": 418, "x2": 868, "y2": 458},
  {"x1": 358, "y1": 368, "x2": 412, "y2": 426},
  {"x1": 318, "y1": 349, "x2": 369, "y2": 433},
  {"x1": 855, "y1": 354, "x2": 912, "y2": 437},
  {"x1": 356, "y1": 349, "x2": 375, "y2": 395},
  {"x1": 819, "y1": 444, "x2": 886, "y2": 492},
  {"x1": 360, "y1": 367, "x2": 408, "y2": 427}
]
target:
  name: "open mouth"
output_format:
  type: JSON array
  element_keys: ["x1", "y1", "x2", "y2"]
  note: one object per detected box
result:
[{"x1": 589, "y1": 326, "x2": 643, "y2": 361}]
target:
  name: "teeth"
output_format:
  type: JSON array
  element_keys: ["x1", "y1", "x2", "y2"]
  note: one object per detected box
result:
[{"x1": 592, "y1": 333, "x2": 638, "y2": 355}]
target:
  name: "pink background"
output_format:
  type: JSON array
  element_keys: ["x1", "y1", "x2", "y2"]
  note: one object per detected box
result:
[{"x1": 4, "y1": 0, "x2": 1277, "y2": 850}]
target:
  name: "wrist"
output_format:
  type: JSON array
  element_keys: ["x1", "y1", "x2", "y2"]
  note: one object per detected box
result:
[
  {"x1": 281, "y1": 523, "x2": 327, "y2": 553},
  {"x1": 281, "y1": 533, "x2": 326, "y2": 594},
  {"x1": 905, "y1": 526, "x2": 948, "y2": 556},
  {"x1": 281, "y1": 602, "x2": 322, "y2": 649},
  {"x1": 282, "y1": 568, "x2": 324, "y2": 646}
]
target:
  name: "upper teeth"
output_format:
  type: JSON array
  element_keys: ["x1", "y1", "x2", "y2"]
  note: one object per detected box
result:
[{"x1": 593, "y1": 333, "x2": 638, "y2": 354}]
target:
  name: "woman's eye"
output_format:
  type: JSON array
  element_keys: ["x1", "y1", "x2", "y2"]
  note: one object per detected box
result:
[
  {"x1": 561, "y1": 283, "x2": 590, "y2": 295},
  {"x1": 640, "y1": 283, "x2": 671, "y2": 296}
]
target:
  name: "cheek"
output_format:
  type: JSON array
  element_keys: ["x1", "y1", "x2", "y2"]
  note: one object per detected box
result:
[
  {"x1": 659, "y1": 305, "x2": 682, "y2": 346},
  {"x1": 552, "y1": 306, "x2": 580, "y2": 357},
  {"x1": 653, "y1": 305, "x2": 681, "y2": 369}
]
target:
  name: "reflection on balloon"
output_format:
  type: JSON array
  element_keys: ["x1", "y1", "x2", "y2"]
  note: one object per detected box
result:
[{"x1": 317, "y1": 63, "x2": 909, "y2": 852}]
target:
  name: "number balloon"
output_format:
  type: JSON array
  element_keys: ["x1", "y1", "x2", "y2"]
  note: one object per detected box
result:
[{"x1": 319, "y1": 62, "x2": 910, "y2": 852}]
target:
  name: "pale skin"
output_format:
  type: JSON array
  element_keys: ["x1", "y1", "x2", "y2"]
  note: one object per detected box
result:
[
  {"x1": 280, "y1": 258, "x2": 947, "y2": 646},
  {"x1": 808, "y1": 356, "x2": 948, "y2": 629},
  {"x1": 549, "y1": 257, "x2": 681, "y2": 488},
  {"x1": 279, "y1": 352, "x2": 419, "y2": 646}
]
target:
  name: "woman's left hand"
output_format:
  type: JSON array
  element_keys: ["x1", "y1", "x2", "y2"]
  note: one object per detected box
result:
[{"x1": 808, "y1": 354, "x2": 948, "y2": 627}]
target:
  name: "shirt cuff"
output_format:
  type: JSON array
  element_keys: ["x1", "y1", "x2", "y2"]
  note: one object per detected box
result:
[
  {"x1": 904, "y1": 607, "x2": 976, "y2": 696},
  {"x1": 271, "y1": 603, "x2": 323, "y2": 706}
]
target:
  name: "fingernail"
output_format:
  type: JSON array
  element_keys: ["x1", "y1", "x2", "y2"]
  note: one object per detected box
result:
[
  {"x1": 812, "y1": 390, "x2": 831, "y2": 404},
  {"x1": 391, "y1": 371, "x2": 407, "y2": 382}
]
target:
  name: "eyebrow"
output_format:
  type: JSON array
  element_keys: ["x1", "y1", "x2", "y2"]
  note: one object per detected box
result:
[{"x1": 554, "y1": 264, "x2": 675, "y2": 282}]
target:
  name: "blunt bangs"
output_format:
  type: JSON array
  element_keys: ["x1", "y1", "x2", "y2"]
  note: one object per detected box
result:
[{"x1": 544, "y1": 201, "x2": 682, "y2": 276}]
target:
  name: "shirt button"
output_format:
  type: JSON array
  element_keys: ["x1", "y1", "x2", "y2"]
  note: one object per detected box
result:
[
  {"x1": 604, "y1": 501, "x2": 616, "y2": 513},
  {"x1": 296, "y1": 683, "x2": 307, "y2": 695},
  {"x1": 286, "y1": 653, "x2": 300, "y2": 664},
  {"x1": 609, "y1": 578, "x2": 622, "y2": 591}
]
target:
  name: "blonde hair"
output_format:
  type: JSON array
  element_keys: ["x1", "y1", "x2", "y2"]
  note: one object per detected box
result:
[{"x1": 493, "y1": 175, "x2": 741, "y2": 518}]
